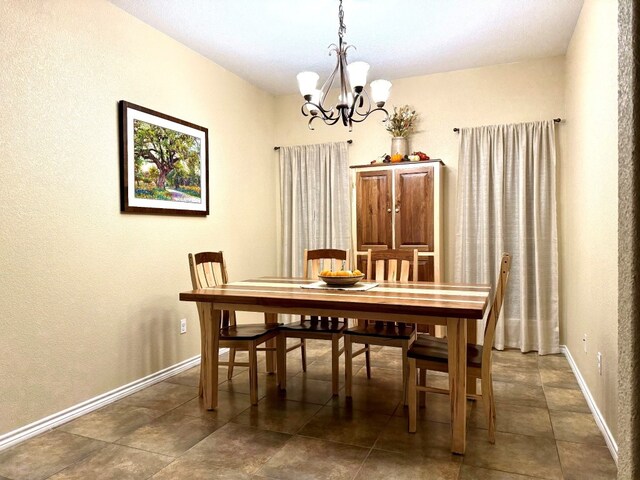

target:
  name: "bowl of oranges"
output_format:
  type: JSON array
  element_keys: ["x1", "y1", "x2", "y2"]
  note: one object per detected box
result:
[{"x1": 318, "y1": 269, "x2": 365, "y2": 286}]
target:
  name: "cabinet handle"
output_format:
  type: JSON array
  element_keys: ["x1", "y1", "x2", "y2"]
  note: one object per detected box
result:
[
  {"x1": 395, "y1": 207, "x2": 400, "y2": 213},
  {"x1": 387, "y1": 208, "x2": 392, "y2": 213}
]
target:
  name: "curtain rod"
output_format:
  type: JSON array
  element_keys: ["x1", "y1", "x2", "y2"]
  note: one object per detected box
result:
[
  {"x1": 453, "y1": 118, "x2": 562, "y2": 133},
  {"x1": 274, "y1": 139, "x2": 353, "y2": 151}
]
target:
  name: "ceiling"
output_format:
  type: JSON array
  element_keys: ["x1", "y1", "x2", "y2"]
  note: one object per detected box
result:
[{"x1": 109, "y1": 0, "x2": 584, "y2": 96}]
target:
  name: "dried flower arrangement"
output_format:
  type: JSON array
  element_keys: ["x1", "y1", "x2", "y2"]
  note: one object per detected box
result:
[{"x1": 385, "y1": 105, "x2": 418, "y2": 138}]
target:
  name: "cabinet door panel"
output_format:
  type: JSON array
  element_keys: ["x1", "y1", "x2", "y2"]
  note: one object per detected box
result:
[
  {"x1": 417, "y1": 256, "x2": 435, "y2": 282},
  {"x1": 395, "y1": 166, "x2": 434, "y2": 251},
  {"x1": 356, "y1": 170, "x2": 393, "y2": 251}
]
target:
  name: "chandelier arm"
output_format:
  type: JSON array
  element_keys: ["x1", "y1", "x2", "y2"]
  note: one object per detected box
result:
[
  {"x1": 307, "y1": 113, "x2": 342, "y2": 130},
  {"x1": 318, "y1": 46, "x2": 342, "y2": 109},
  {"x1": 351, "y1": 88, "x2": 373, "y2": 118},
  {"x1": 347, "y1": 90, "x2": 366, "y2": 119},
  {"x1": 337, "y1": 39, "x2": 352, "y2": 107},
  {"x1": 302, "y1": 100, "x2": 338, "y2": 120},
  {"x1": 348, "y1": 106, "x2": 389, "y2": 124}
]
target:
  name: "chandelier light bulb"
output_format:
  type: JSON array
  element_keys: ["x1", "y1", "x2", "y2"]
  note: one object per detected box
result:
[
  {"x1": 347, "y1": 61, "x2": 370, "y2": 90},
  {"x1": 370, "y1": 79, "x2": 392, "y2": 106},
  {"x1": 297, "y1": 71, "x2": 320, "y2": 97}
]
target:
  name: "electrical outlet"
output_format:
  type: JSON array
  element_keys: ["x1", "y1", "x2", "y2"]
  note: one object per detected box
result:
[
  {"x1": 597, "y1": 352, "x2": 602, "y2": 375},
  {"x1": 583, "y1": 334, "x2": 587, "y2": 353},
  {"x1": 180, "y1": 318, "x2": 187, "y2": 335}
]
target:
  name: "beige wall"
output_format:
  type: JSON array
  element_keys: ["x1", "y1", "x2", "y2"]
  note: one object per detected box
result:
[
  {"x1": 0, "y1": 0, "x2": 618, "y2": 447},
  {"x1": 561, "y1": 0, "x2": 619, "y2": 441},
  {"x1": 275, "y1": 57, "x2": 566, "y2": 281},
  {"x1": 0, "y1": 0, "x2": 277, "y2": 435}
]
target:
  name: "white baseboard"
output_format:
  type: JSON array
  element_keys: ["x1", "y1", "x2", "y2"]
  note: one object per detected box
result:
[
  {"x1": 0, "y1": 354, "x2": 202, "y2": 452},
  {"x1": 560, "y1": 345, "x2": 618, "y2": 464}
]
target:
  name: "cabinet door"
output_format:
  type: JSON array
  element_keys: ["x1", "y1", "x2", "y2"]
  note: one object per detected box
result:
[
  {"x1": 394, "y1": 166, "x2": 434, "y2": 251},
  {"x1": 356, "y1": 170, "x2": 393, "y2": 251}
]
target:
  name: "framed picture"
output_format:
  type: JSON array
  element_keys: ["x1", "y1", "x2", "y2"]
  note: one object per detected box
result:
[{"x1": 119, "y1": 101, "x2": 209, "y2": 216}]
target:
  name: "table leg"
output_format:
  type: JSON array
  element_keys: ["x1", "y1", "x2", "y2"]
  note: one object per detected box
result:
[
  {"x1": 202, "y1": 304, "x2": 221, "y2": 410},
  {"x1": 264, "y1": 313, "x2": 278, "y2": 374},
  {"x1": 448, "y1": 317, "x2": 467, "y2": 454}
]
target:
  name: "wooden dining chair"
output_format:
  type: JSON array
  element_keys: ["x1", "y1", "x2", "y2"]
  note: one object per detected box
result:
[
  {"x1": 343, "y1": 248, "x2": 419, "y2": 403},
  {"x1": 188, "y1": 251, "x2": 282, "y2": 405},
  {"x1": 277, "y1": 248, "x2": 355, "y2": 395},
  {"x1": 407, "y1": 253, "x2": 511, "y2": 441}
]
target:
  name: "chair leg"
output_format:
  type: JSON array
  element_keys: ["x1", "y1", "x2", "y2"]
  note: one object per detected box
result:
[
  {"x1": 276, "y1": 334, "x2": 287, "y2": 391},
  {"x1": 419, "y1": 368, "x2": 427, "y2": 407},
  {"x1": 248, "y1": 341, "x2": 258, "y2": 405},
  {"x1": 301, "y1": 338, "x2": 307, "y2": 372},
  {"x1": 467, "y1": 374, "x2": 477, "y2": 396},
  {"x1": 408, "y1": 358, "x2": 417, "y2": 433},
  {"x1": 365, "y1": 344, "x2": 371, "y2": 379},
  {"x1": 344, "y1": 335, "x2": 353, "y2": 398},
  {"x1": 402, "y1": 343, "x2": 409, "y2": 406},
  {"x1": 331, "y1": 334, "x2": 340, "y2": 396},
  {"x1": 481, "y1": 372, "x2": 496, "y2": 443},
  {"x1": 227, "y1": 348, "x2": 236, "y2": 380}
]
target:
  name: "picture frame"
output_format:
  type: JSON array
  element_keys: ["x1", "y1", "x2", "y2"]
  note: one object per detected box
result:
[{"x1": 119, "y1": 101, "x2": 209, "y2": 216}]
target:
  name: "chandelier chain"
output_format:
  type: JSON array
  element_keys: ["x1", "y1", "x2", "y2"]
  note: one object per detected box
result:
[{"x1": 338, "y1": 0, "x2": 346, "y2": 39}]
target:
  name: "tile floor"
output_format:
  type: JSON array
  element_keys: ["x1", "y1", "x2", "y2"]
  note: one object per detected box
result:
[{"x1": 0, "y1": 341, "x2": 617, "y2": 479}]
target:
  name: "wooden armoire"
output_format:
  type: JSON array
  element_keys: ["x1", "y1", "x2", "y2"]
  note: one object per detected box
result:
[{"x1": 350, "y1": 160, "x2": 444, "y2": 281}]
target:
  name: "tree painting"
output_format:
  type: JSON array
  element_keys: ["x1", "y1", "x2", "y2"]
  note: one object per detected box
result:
[{"x1": 133, "y1": 119, "x2": 202, "y2": 203}]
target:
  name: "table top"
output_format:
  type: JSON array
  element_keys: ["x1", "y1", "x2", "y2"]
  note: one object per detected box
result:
[{"x1": 180, "y1": 277, "x2": 491, "y2": 320}]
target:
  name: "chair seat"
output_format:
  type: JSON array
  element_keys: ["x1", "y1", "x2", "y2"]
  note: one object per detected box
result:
[
  {"x1": 344, "y1": 322, "x2": 415, "y2": 340},
  {"x1": 279, "y1": 318, "x2": 347, "y2": 334},
  {"x1": 220, "y1": 323, "x2": 280, "y2": 340},
  {"x1": 407, "y1": 335, "x2": 483, "y2": 368}
]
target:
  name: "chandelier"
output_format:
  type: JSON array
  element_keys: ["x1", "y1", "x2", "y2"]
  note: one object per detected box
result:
[{"x1": 296, "y1": 0, "x2": 391, "y2": 131}]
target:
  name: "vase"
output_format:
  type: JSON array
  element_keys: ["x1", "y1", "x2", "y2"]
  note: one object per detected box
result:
[{"x1": 391, "y1": 136, "x2": 409, "y2": 156}]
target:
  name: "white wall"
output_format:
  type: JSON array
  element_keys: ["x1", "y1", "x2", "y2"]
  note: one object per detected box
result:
[
  {"x1": 0, "y1": 0, "x2": 277, "y2": 435},
  {"x1": 561, "y1": 0, "x2": 618, "y2": 440},
  {"x1": 275, "y1": 57, "x2": 566, "y2": 282}
]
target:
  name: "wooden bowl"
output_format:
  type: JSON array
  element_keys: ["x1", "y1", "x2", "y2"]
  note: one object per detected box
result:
[{"x1": 318, "y1": 274, "x2": 365, "y2": 286}]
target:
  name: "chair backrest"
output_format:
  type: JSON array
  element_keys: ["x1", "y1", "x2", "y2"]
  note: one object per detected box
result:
[
  {"x1": 366, "y1": 248, "x2": 419, "y2": 282},
  {"x1": 303, "y1": 248, "x2": 350, "y2": 279},
  {"x1": 188, "y1": 251, "x2": 235, "y2": 327},
  {"x1": 482, "y1": 253, "x2": 512, "y2": 368},
  {"x1": 189, "y1": 251, "x2": 229, "y2": 288}
]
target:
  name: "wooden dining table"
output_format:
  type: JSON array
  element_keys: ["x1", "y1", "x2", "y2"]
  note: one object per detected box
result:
[{"x1": 179, "y1": 276, "x2": 491, "y2": 454}]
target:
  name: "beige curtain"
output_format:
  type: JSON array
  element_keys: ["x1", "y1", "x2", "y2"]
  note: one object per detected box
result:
[
  {"x1": 279, "y1": 142, "x2": 351, "y2": 278},
  {"x1": 455, "y1": 120, "x2": 559, "y2": 355}
]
